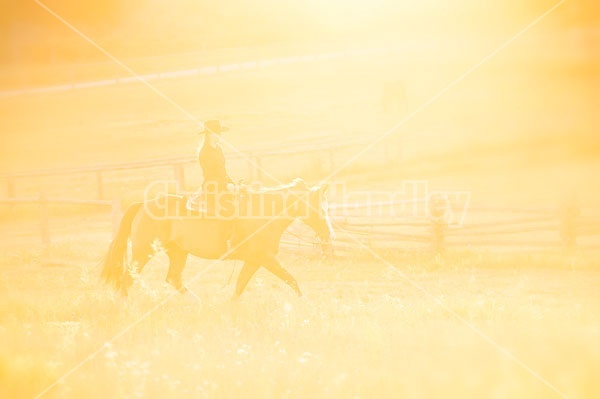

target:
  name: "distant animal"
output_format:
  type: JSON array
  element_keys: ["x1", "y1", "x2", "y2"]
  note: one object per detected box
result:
[{"x1": 101, "y1": 179, "x2": 334, "y2": 298}]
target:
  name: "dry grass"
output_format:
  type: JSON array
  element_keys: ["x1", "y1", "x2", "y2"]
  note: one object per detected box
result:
[{"x1": 0, "y1": 238, "x2": 599, "y2": 399}]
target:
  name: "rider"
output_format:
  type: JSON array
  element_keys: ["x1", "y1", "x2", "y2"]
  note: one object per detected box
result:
[
  {"x1": 198, "y1": 119, "x2": 235, "y2": 194},
  {"x1": 197, "y1": 120, "x2": 238, "y2": 251}
]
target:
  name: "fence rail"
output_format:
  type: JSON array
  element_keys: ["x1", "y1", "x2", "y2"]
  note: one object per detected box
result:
[
  {"x1": 0, "y1": 131, "x2": 404, "y2": 200},
  {"x1": 1, "y1": 195, "x2": 121, "y2": 247},
  {"x1": 281, "y1": 199, "x2": 600, "y2": 254}
]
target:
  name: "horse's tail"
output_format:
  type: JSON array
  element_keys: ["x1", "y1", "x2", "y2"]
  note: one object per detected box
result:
[{"x1": 101, "y1": 202, "x2": 143, "y2": 289}]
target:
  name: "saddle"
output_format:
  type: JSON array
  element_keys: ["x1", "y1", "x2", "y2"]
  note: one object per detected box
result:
[{"x1": 185, "y1": 189, "x2": 245, "y2": 214}]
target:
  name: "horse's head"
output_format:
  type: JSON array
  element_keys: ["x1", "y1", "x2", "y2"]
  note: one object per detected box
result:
[{"x1": 289, "y1": 179, "x2": 335, "y2": 256}]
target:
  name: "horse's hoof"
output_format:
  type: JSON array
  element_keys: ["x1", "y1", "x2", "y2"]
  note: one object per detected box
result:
[{"x1": 178, "y1": 286, "x2": 189, "y2": 295}]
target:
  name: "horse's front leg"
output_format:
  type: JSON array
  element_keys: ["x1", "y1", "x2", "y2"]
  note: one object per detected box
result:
[
  {"x1": 165, "y1": 245, "x2": 189, "y2": 294},
  {"x1": 261, "y1": 257, "x2": 302, "y2": 297},
  {"x1": 233, "y1": 261, "x2": 260, "y2": 299}
]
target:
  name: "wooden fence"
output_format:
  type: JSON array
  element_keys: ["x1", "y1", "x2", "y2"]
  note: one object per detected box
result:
[
  {"x1": 0, "y1": 195, "x2": 122, "y2": 247},
  {"x1": 3, "y1": 192, "x2": 599, "y2": 254},
  {"x1": 2, "y1": 131, "x2": 598, "y2": 253},
  {"x1": 282, "y1": 198, "x2": 600, "y2": 254}
]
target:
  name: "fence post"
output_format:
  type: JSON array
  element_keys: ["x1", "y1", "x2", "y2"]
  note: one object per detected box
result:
[
  {"x1": 384, "y1": 137, "x2": 402, "y2": 167},
  {"x1": 96, "y1": 170, "x2": 104, "y2": 200},
  {"x1": 111, "y1": 198, "x2": 122, "y2": 238},
  {"x1": 560, "y1": 192, "x2": 579, "y2": 252},
  {"x1": 429, "y1": 195, "x2": 446, "y2": 254},
  {"x1": 173, "y1": 164, "x2": 185, "y2": 190},
  {"x1": 254, "y1": 156, "x2": 263, "y2": 182},
  {"x1": 247, "y1": 153, "x2": 255, "y2": 181},
  {"x1": 39, "y1": 192, "x2": 50, "y2": 247},
  {"x1": 7, "y1": 176, "x2": 15, "y2": 198},
  {"x1": 396, "y1": 136, "x2": 403, "y2": 166},
  {"x1": 6, "y1": 177, "x2": 15, "y2": 213},
  {"x1": 384, "y1": 142, "x2": 391, "y2": 167},
  {"x1": 328, "y1": 146, "x2": 335, "y2": 173},
  {"x1": 314, "y1": 151, "x2": 324, "y2": 178}
]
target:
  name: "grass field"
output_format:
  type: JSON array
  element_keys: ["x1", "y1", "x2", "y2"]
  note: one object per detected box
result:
[{"x1": 1, "y1": 239, "x2": 599, "y2": 399}]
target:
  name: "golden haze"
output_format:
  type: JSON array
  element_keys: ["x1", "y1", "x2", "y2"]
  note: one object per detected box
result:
[{"x1": 0, "y1": 1, "x2": 599, "y2": 399}]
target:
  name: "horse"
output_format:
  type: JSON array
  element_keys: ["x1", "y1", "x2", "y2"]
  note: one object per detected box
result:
[{"x1": 101, "y1": 178, "x2": 334, "y2": 298}]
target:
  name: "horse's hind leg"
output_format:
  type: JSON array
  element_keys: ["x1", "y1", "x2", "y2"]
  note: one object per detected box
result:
[
  {"x1": 121, "y1": 246, "x2": 152, "y2": 296},
  {"x1": 165, "y1": 245, "x2": 189, "y2": 294},
  {"x1": 261, "y1": 257, "x2": 302, "y2": 297}
]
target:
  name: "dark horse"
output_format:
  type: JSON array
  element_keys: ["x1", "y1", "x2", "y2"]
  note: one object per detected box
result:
[{"x1": 101, "y1": 179, "x2": 334, "y2": 298}]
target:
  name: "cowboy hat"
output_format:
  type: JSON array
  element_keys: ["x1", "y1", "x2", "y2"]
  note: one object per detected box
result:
[{"x1": 200, "y1": 120, "x2": 229, "y2": 134}]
